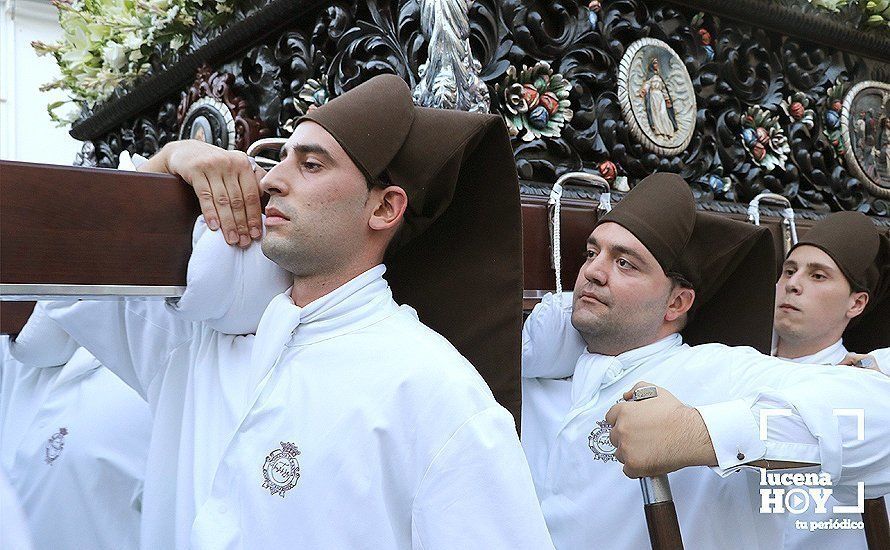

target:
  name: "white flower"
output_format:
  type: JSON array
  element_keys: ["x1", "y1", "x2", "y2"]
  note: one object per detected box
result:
[
  {"x1": 122, "y1": 33, "x2": 143, "y2": 51},
  {"x1": 40, "y1": 0, "x2": 238, "y2": 116},
  {"x1": 809, "y1": 0, "x2": 847, "y2": 12},
  {"x1": 102, "y1": 40, "x2": 127, "y2": 72},
  {"x1": 152, "y1": 0, "x2": 173, "y2": 11},
  {"x1": 62, "y1": 17, "x2": 91, "y2": 50},
  {"x1": 86, "y1": 22, "x2": 111, "y2": 43},
  {"x1": 60, "y1": 47, "x2": 92, "y2": 71}
]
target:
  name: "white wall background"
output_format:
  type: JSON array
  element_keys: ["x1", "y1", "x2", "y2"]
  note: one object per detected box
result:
[{"x1": 1, "y1": 0, "x2": 83, "y2": 165}]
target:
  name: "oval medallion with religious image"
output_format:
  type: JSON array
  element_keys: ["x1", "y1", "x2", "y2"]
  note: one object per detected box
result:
[
  {"x1": 588, "y1": 420, "x2": 617, "y2": 462},
  {"x1": 261, "y1": 441, "x2": 301, "y2": 497},
  {"x1": 178, "y1": 97, "x2": 236, "y2": 150},
  {"x1": 617, "y1": 38, "x2": 697, "y2": 156},
  {"x1": 840, "y1": 80, "x2": 890, "y2": 199}
]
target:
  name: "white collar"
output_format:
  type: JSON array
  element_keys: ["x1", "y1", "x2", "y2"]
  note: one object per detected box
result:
[
  {"x1": 249, "y1": 265, "x2": 398, "y2": 384},
  {"x1": 570, "y1": 333, "x2": 685, "y2": 407},
  {"x1": 776, "y1": 338, "x2": 848, "y2": 366}
]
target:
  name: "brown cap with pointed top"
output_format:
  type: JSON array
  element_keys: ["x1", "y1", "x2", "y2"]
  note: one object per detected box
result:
[
  {"x1": 596, "y1": 173, "x2": 777, "y2": 353},
  {"x1": 789, "y1": 211, "x2": 890, "y2": 352}
]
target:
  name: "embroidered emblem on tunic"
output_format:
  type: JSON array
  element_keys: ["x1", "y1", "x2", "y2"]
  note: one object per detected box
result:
[
  {"x1": 588, "y1": 420, "x2": 617, "y2": 462},
  {"x1": 44, "y1": 427, "x2": 68, "y2": 465},
  {"x1": 262, "y1": 441, "x2": 301, "y2": 497}
]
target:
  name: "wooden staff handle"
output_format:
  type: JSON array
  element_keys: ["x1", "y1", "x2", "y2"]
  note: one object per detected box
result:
[
  {"x1": 641, "y1": 476, "x2": 684, "y2": 549},
  {"x1": 863, "y1": 497, "x2": 890, "y2": 550},
  {"x1": 630, "y1": 386, "x2": 684, "y2": 550}
]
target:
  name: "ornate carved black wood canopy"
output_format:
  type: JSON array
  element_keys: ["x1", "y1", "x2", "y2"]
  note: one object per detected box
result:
[{"x1": 70, "y1": 0, "x2": 890, "y2": 219}]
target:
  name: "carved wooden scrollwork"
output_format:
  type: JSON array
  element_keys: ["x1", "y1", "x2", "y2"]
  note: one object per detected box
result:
[
  {"x1": 75, "y1": 0, "x2": 890, "y2": 218},
  {"x1": 177, "y1": 65, "x2": 270, "y2": 152}
]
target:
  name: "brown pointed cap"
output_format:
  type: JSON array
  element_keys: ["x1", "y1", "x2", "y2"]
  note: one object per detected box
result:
[
  {"x1": 596, "y1": 173, "x2": 777, "y2": 353},
  {"x1": 789, "y1": 211, "x2": 890, "y2": 352},
  {"x1": 296, "y1": 74, "x2": 524, "y2": 421},
  {"x1": 298, "y1": 75, "x2": 415, "y2": 179}
]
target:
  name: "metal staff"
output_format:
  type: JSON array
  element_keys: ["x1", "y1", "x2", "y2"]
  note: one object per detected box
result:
[
  {"x1": 747, "y1": 192, "x2": 798, "y2": 257},
  {"x1": 246, "y1": 137, "x2": 287, "y2": 170},
  {"x1": 630, "y1": 385, "x2": 684, "y2": 550}
]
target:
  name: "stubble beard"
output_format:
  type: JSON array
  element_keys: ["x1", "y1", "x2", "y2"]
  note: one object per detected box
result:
[
  {"x1": 261, "y1": 230, "x2": 313, "y2": 277},
  {"x1": 571, "y1": 290, "x2": 670, "y2": 355},
  {"x1": 773, "y1": 312, "x2": 825, "y2": 348},
  {"x1": 772, "y1": 296, "x2": 815, "y2": 342},
  {"x1": 262, "y1": 224, "x2": 356, "y2": 281},
  {"x1": 772, "y1": 315, "x2": 797, "y2": 343}
]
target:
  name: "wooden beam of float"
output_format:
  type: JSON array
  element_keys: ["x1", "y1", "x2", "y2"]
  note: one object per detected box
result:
[
  {"x1": 1, "y1": 160, "x2": 824, "y2": 335},
  {"x1": 1, "y1": 160, "x2": 200, "y2": 333}
]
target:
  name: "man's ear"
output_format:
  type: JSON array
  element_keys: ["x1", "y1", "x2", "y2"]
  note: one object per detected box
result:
[
  {"x1": 369, "y1": 185, "x2": 408, "y2": 231},
  {"x1": 847, "y1": 291, "x2": 869, "y2": 320},
  {"x1": 665, "y1": 286, "x2": 695, "y2": 323}
]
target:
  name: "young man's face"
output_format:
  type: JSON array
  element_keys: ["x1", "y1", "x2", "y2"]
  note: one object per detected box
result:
[
  {"x1": 774, "y1": 245, "x2": 868, "y2": 345},
  {"x1": 571, "y1": 221, "x2": 680, "y2": 355},
  {"x1": 259, "y1": 121, "x2": 374, "y2": 277}
]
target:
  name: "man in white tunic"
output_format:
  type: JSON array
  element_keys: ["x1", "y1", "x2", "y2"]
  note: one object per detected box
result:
[
  {"x1": 521, "y1": 173, "x2": 890, "y2": 549},
  {"x1": 774, "y1": 211, "x2": 889, "y2": 367},
  {"x1": 39, "y1": 74, "x2": 552, "y2": 549},
  {"x1": 0, "y1": 304, "x2": 150, "y2": 549},
  {"x1": 769, "y1": 211, "x2": 890, "y2": 549}
]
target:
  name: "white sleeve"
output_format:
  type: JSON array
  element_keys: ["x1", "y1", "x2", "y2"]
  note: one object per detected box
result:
[
  {"x1": 8, "y1": 303, "x2": 79, "y2": 367},
  {"x1": 168, "y1": 216, "x2": 291, "y2": 335},
  {"x1": 522, "y1": 291, "x2": 586, "y2": 379},
  {"x1": 121, "y1": 152, "x2": 289, "y2": 335},
  {"x1": 868, "y1": 348, "x2": 890, "y2": 376},
  {"x1": 117, "y1": 150, "x2": 148, "y2": 171},
  {"x1": 41, "y1": 299, "x2": 194, "y2": 400},
  {"x1": 411, "y1": 407, "x2": 555, "y2": 550},
  {"x1": 694, "y1": 350, "x2": 890, "y2": 501}
]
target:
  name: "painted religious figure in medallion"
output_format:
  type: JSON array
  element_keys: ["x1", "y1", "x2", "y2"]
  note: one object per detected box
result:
[
  {"x1": 841, "y1": 81, "x2": 890, "y2": 199},
  {"x1": 639, "y1": 57, "x2": 678, "y2": 139},
  {"x1": 618, "y1": 38, "x2": 696, "y2": 156},
  {"x1": 179, "y1": 97, "x2": 236, "y2": 150}
]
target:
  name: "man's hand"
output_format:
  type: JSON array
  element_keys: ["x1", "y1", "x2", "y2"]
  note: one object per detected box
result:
[
  {"x1": 840, "y1": 353, "x2": 883, "y2": 374},
  {"x1": 605, "y1": 381, "x2": 717, "y2": 478},
  {"x1": 139, "y1": 140, "x2": 266, "y2": 247}
]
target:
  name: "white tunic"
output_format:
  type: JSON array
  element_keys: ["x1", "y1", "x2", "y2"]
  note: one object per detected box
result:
[
  {"x1": 0, "y1": 468, "x2": 34, "y2": 550},
  {"x1": 870, "y1": 347, "x2": 890, "y2": 375},
  {"x1": 43, "y1": 265, "x2": 554, "y2": 550},
  {"x1": 781, "y1": 339, "x2": 889, "y2": 550},
  {"x1": 777, "y1": 338, "x2": 849, "y2": 366},
  {"x1": 0, "y1": 328, "x2": 150, "y2": 549},
  {"x1": 521, "y1": 292, "x2": 890, "y2": 550}
]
